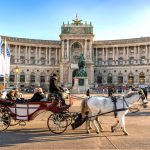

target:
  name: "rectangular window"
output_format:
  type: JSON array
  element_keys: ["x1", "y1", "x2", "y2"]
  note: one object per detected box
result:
[
  {"x1": 9, "y1": 75, "x2": 15, "y2": 82},
  {"x1": 40, "y1": 76, "x2": 45, "y2": 82},
  {"x1": 20, "y1": 75, "x2": 25, "y2": 82}
]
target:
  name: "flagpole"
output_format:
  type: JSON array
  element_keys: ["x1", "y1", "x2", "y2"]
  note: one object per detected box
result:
[{"x1": 3, "y1": 40, "x2": 6, "y2": 89}]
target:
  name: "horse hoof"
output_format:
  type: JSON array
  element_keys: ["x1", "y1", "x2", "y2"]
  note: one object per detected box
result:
[
  {"x1": 100, "y1": 128, "x2": 104, "y2": 132},
  {"x1": 124, "y1": 132, "x2": 129, "y2": 136},
  {"x1": 87, "y1": 130, "x2": 90, "y2": 134},
  {"x1": 96, "y1": 131, "x2": 100, "y2": 134},
  {"x1": 111, "y1": 126, "x2": 114, "y2": 132}
]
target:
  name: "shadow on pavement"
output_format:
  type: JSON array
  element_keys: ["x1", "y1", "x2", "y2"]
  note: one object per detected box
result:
[{"x1": 0, "y1": 127, "x2": 125, "y2": 148}]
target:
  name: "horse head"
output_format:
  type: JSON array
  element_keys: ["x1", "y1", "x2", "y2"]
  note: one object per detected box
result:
[{"x1": 131, "y1": 88, "x2": 148, "y2": 107}]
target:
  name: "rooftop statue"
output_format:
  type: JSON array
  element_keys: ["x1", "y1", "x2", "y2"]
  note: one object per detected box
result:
[{"x1": 72, "y1": 14, "x2": 83, "y2": 25}]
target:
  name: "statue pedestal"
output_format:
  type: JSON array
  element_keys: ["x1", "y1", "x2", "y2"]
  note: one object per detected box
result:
[{"x1": 72, "y1": 77, "x2": 89, "y2": 93}]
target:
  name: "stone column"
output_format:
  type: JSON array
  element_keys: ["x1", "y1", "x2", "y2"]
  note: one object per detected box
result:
[
  {"x1": 90, "y1": 64, "x2": 94, "y2": 84},
  {"x1": 105, "y1": 48, "x2": 108, "y2": 62},
  {"x1": 137, "y1": 46, "x2": 140, "y2": 64},
  {"x1": 134, "y1": 46, "x2": 136, "y2": 59},
  {"x1": 28, "y1": 46, "x2": 31, "y2": 64},
  {"x1": 96, "y1": 48, "x2": 98, "y2": 65},
  {"x1": 84, "y1": 39, "x2": 87, "y2": 59},
  {"x1": 145, "y1": 45, "x2": 148, "y2": 59},
  {"x1": 58, "y1": 48, "x2": 60, "y2": 63},
  {"x1": 35, "y1": 47, "x2": 38, "y2": 64},
  {"x1": 49, "y1": 48, "x2": 51, "y2": 65},
  {"x1": 68, "y1": 66, "x2": 71, "y2": 83},
  {"x1": 25, "y1": 46, "x2": 28, "y2": 64},
  {"x1": 102, "y1": 48, "x2": 105, "y2": 64},
  {"x1": 148, "y1": 45, "x2": 150, "y2": 60},
  {"x1": 126, "y1": 46, "x2": 129, "y2": 64},
  {"x1": 123, "y1": 47, "x2": 125, "y2": 64},
  {"x1": 56, "y1": 48, "x2": 58, "y2": 65},
  {"x1": 38, "y1": 47, "x2": 41, "y2": 65},
  {"x1": 46, "y1": 47, "x2": 48, "y2": 65},
  {"x1": 116, "y1": 47, "x2": 118, "y2": 61},
  {"x1": 67, "y1": 39, "x2": 69, "y2": 60},
  {"x1": 18, "y1": 45, "x2": 20, "y2": 63},
  {"x1": 14, "y1": 45, "x2": 17, "y2": 63},
  {"x1": 113, "y1": 47, "x2": 115, "y2": 61},
  {"x1": 89, "y1": 40, "x2": 92, "y2": 60},
  {"x1": 62, "y1": 40, "x2": 64, "y2": 60}
]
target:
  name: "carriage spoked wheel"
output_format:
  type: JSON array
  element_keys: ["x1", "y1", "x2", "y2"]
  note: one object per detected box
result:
[
  {"x1": 0, "y1": 110, "x2": 11, "y2": 131},
  {"x1": 47, "y1": 113, "x2": 68, "y2": 134},
  {"x1": 65, "y1": 113, "x2": 72, "y2": 126}
]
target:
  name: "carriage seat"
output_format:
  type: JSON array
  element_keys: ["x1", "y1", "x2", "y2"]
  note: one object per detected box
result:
[{"x1": 0, "y1": 99, "x2": 15, "y2": 106}]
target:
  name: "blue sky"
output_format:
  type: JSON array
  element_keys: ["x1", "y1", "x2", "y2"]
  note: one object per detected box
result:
[{"x1": 0, "y1": 0, "x2": 150, "y2": 40}]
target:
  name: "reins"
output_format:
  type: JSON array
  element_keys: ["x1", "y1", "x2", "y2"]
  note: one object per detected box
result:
[{"x1": 70, "y1": 94, "x2": 85, "y2": 100}]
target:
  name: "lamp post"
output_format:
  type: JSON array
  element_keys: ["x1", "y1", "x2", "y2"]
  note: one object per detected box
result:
[{"x1": 15, "y1": 66, "x2": 19, "y2": 89}]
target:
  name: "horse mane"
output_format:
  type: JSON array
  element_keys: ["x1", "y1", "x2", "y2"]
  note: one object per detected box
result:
[{"x1": 124, "y1": 91, "x2": 137, "y2": 98}]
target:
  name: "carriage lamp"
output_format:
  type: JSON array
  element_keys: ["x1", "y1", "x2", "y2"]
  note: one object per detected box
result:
[{"x1": 15, "y1": 66, "x2": 20, "y2": 88}]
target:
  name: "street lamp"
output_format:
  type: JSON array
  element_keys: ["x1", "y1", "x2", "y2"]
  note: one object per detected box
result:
[{"x1": 15, "y1": 66, "x2": 20, "y2": 89}]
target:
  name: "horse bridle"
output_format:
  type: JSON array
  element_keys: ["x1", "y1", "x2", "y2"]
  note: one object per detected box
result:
[{"x1": 123, "y1": 90, "x2": 147, "y2": 109}]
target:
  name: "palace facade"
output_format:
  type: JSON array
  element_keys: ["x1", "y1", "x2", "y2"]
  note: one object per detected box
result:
[{"x1": 1, "y1": 17, "x2": 150, "y2": 89}]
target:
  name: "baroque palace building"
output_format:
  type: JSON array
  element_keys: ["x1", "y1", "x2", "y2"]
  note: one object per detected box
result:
[{"x1": 1, "y1": 16, "x2": 150, "y2": 89}]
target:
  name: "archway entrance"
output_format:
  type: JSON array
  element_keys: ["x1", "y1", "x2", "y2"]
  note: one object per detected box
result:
[
  {"x1": 139, "y1": 72, "x2": 145, "y2": 84},
  {"x1": 128, "y1": 73, "x2": 134, "y2": 85},
  {"x1": 72, "y1": 69, "x2": 78, "y2": 86}
]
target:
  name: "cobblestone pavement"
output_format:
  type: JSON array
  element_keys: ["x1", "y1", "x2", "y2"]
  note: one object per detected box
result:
[{"x1": 0, "y1": 93, "x2": 150, "y2": 150}]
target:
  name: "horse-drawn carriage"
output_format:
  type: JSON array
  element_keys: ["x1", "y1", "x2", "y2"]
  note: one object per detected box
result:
[
  {"x1": 0, "y1": 88, "x2": 148, "y2": 135},
  {"x1": 0, "y1": 90, "x2": 78, "y2": 134}
]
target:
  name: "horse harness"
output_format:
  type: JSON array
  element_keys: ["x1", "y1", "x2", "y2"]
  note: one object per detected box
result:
[{"x1": 111, "y1": 96, "x2": 129, "y2": 118}]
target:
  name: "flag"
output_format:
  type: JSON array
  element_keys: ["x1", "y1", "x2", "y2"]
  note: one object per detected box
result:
[
  {"x1": 5, "y1": 40, "x2": 11, "y2": 75},
  {"x1": 0, "y1": 37, "x2": 5, "y2": 76}
]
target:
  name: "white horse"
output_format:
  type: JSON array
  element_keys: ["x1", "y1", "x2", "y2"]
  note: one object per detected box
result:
[{"x1": 81, "y1": 89, "x2": 148, "y2": 135}]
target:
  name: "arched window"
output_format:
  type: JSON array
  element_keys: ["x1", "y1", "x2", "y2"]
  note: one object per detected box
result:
[
  {"x1": 20, "y1": 72, "x2": 25, "y2": 82},
  {"x1": 30, "y1": 72, "x2": 35, "y2": 83},
  {"x1": 107, "y1": 73, "x2": 113, "y2": 84},
  {"x1": 128, "y1": 73, "x2": 134, "y2": 84},
  {"x1": 9, "y1": 71, "x2": 15, "y2": 82},
  {"x1": 97, "y1": 73, "x2": 102, "y2": 84},
  {"x1": 40, "y1": 72, "x2": 45, "y2": 83},
  {"x1": 139, "y1": 72, "x2": 145, "y2": 84}
]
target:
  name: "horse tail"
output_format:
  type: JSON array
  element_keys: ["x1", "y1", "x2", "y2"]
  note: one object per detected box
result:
[{"x1": 81, "y1": 98, "x2": 89, "y2": 117}]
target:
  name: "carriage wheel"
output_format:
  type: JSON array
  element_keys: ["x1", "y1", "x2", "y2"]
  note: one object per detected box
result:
[
  {"x1": 47, "y1": 113, "x2": 68, "y2": 134},
  {"x1": 0, "y1": 111, "x2": 11, "y2": 131},
  {"x1": 65, "y1": 113, "x2": 72, "y2": 126}
]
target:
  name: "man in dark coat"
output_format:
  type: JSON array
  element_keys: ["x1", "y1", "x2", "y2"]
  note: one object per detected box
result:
[{"x1": 49, "y1": 74, "x2": 66, "y2": 105}]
